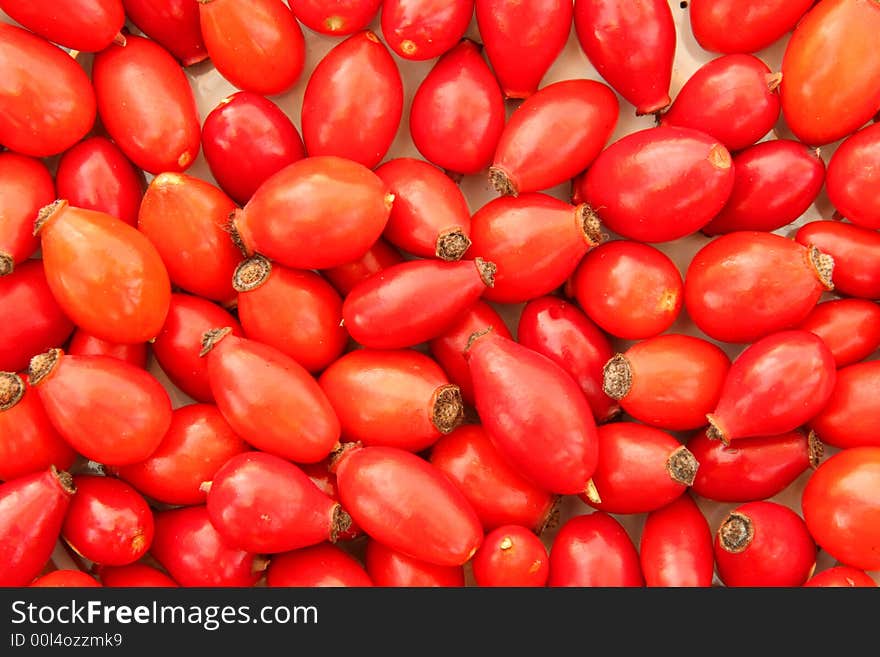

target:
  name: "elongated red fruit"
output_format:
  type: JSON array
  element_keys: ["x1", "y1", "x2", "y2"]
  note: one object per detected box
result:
[
  {"x1": 55, "y1": 137, "x2": 145, "y2": 229},
  {"x1": 365, "y1": 539, "x2": 465, "y2": 587},
  {"x1": 409, "y1": 39, "x2": 506, "y2": 176},
  {"x1": 205, "y1": 452, "x2": 351, "y2": 554},
  {"x1": 467, "y1": 330, "x2": 599, "y2": 496},
  {"x1": 429, "y1": 425, "x2": 556, "y2": 533},
  {"x1": 689, "y1": 0, "x2": 813, "y2": 54},
  {"x1": 706, "y1": 330, "x2": 837, "y2": 444},
  {"x1": 804, "y1": 566, "x2": 877, "y2": 588},
  {"x1": 267, "y1": 543, "x2": 373, "y2": 587},
  {"x1": 660, "y1": 54, "x2": 781, "y2": 152},
  {"x1": 301, "y1": 31, "x2": 402, "y2": 168},
  {"x1": 319, "y1": 349, "x2": 463, "y2": 452},
  {"x1": 151, "y1": 505, "x2": 263, "y2": 587},
  {"x1": 580, "y1": 423, "x2": 698, "y2": 515},
  {"x1": 517, "y1": 296, "x2": 619, "y2": 423},
  {"x1": 685, "y1": 231, "x2": 834, "y2": 344},
  {"x1": 342, "y1": 258, "x2": 496, "y2": 350},
  {"x1": 299, "y1": 460, "x2": 362, "y2": 541},
  {"x1": 0, "y1": 372, "x2": 76, "y2": 482},
  {"x1": 428, "y1": 300, "x2": 513, "y2": 405},
  {"x1": 603, "y1": 334, "x2": 730, "y2": 431},
  {"x1": 573, "y1": 127, "x2": 734, "y2": 243},
  {"x1": 573, "y1": 0, "x2": 675, "y2": 115},
  {"x1": 795, "y1": 221, "x2": 880, "y2": 300},
  {"x1": 810, "y1": 362, "x2": 880, "y2": 449},
  {"x1": 375, "y1": 158, "x2": 472, "y2": 261},
  {"x1": 322, "y1": 238, "x2": 404, "y2": 298},
  {"x1": 0, "y1": 152, "x2": 54, "y2": 275},
  {"x1": 469, "y1": 194, "x2": 601, "y2": 304},
  {"x1": 476, "y1": 0, "x2": 572, "y2": 99},
  {"x1": 688, "y1": 429, "x2": 821, "y2": 503},
  {"x1": 797, "y1": 299, "x2": 880, "y2": 369},
  {"x1": 92, "y1": 35, "x2": 201, "y2": 174},
  {"x1": 0, "y1": 260, "x2": 74, "y2": 372},
  {"x1": 233, "y1": 156, "x2": 393, "y2": 270},
  {"x1": 826, "y1": 123, "x2": 880, "y2": 230},
  {"x1": 0, "y1": 466, "x2": 76, "y2": 586},
  {"x1": 0, "y1": 0, "x2": 124, "y2": 52},
  {"x1": 122, "y1": 0, "x2": 208, "y2": 66},
  {"x1": 201, "y1": 330, "x2": 341, "y2": 464},
  {"x1": 489, "y1": 80, "x2": 619, "y2": 196},
  {"x1": 68, "y1": 330, "x2": 146, "y2": 368},
  {"x1": 381, "y1": 0, "x2": 472, "y2": 60},
  {"x1": 702, "y1": 140, "x2": 825, "y2": 236},
  {"x1": 138, "y1": 172, "x2": 241, "y2": 304},
  {"x1": 780, "y1": 0, "x2": 880, "y2": 146},
  {"x1": 36, "y1": 200, "x2": 171, "y2": 344},
  {"x1": 234, "y1": 256, "x2": 347, "y2": 374},
  {"x1": 640, "y1": 495, "x2": 714, "y2": 588},
  {"x1": 334, "y1": 444, "x2": 483, "y2": 567},
  {"x1": 29, "y1": 349, "x2": 173, "y2": 466},
  {"x1": 548, "y1": 512, "x2": 644, "y2": 587},
  {"x1": 198, "y1": 0, "x2": 305, "y2": 95}
]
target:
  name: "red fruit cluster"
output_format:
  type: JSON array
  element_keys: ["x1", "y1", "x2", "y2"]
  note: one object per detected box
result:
[{"x1": 1, "y1": 0, "x2": 878, "y2": 589}]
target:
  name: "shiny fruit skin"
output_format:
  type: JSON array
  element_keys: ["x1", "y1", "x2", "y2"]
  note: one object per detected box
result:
[
  {"x1": 804, "y1": 566, "x2": 877, "y2": 588},
  {"x1": 30, "y1": 570, "x2": 101, "y2": 587},
  {"x1": 0, "y1": 23, "x2": 96, "y2": 157},
  {"x1": 122, "y1": 0, "x2": 208, "y2": 66},
  {"x1": 689, "y1": 0, "x2": 813, "y2": 54},
  {"x1": 826, "y1": 123, "x2": 880, "y2": 230},
  {"x1": 334, "y1": 445, "x2": 483, "y2": 567},
  {"x1": 809, "y1": 362, "x2": 880, "y2": 449},
  {"x1": 573, "y1": 0, "x2": 675, "y2": 115},
  {"x1": 299, "y1": 460, "x2": 362, "y2": 541},
  {"x1": 574, "y1": 126, "x2": 734, "y2": 243},
  {"x1": 467, "y1": 330, "x2": 599, "y2": 495},
  {"x1": 0, "y1": 152, "x2": 55, "y2": 270},
  {"x1": 201, "y1": 91, "x2": 306, "y2": 206},
  {"x1": 112, "y1": 403, "x2": 249, "y2": 506},
  {"x1": 517, "y1": 296, "x2": 619, "y2": 423},
  {"x1": 429, "y1": 424, "x2": 556, "y2": 533},
  {"x1": 640, "y1": 495, "x2": 714, "y2": 588},
  {"x1": 92, "y1": 34, "x2": 201, "y2": 175},
  {"x1": 62, "y1": 475, "x2": 154, "y2": 566},
  {"x1": 301, "y1": 31, "x2": 403, "y2": 168},
  {"x1": 267, "y1": 543, "x2": 373, "y2": 587},
  {"x1": 381, "y1": 0, "x2": 473, "y2": 61},
  {"x1": 707, "y1": 331, "x2": 837, "y2": 443},
  {"x1": 0, "y1": 260, "x2": 74, "y2": 372},
  {"x1": 702, "y1": 140, "x2": 826, "y2": 236},
  {"x1": 151, "y1": 294, "x2": 243, "y2": 403},
  {"x1": 365, "y1": 539, "x2": 465, "y2": 587},
  {"x1": 290, "y1": 0, "x2": 381, "y2": 35},
  {"x1": 0, "y1": 0, "x2": 124, "y2": 52},
  {"x1": 32, "y1": 351, "x2": 173, "y2": 466},
  {"x1": 67, "y1": 330, "x2": 147, "y2": 369},
  {"x1": 472, "y1": 525, "x2": 549, "y2": 587},
  {"x1": 138, "y1": 172, "x2": 241, "y2": 304},
  {"x1": 796, "y1": 220, "x2": 880, "y2": 300},
  {"x1": 780, "y1": 0, "x2": 880, "y2": 146},
  {"x1": 322, "y1": 238, "x2": 403, "y2": 297},
  {"x1": 37, "y1": 201, "x2": 171, "y2": 344},
  {"x1": 55, "y1": 137, "x2": 145, "y2": 229},
  {"x1": 319, "y1": 349, "x2": 462, "y2": 452},
  {"x1": 97, "y1": 563, "x2": 178, "y2": 587},
  {"x1": 0, "y1": 466, "x2": 76, "y2": 586},
  {"x1": 409, "y1": 39, "x2": 505, "y2": 176},
  {"x1": 548, "y1": 512, "x2": 644, "y2": 587},
  {"x1": 685, "y1": 231, "x2": 831, "y2": 344},
  {"x1": 796, "y1": 298, "x2": 880, "y2": 369}
]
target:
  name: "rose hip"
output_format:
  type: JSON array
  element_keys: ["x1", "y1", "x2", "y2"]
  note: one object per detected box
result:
[
  {"x1": 640, "y1": 495, "x2": 714, "y2": 588},
  {"x1": 796, "y1": 299, "x2": 880, "y2": 368},
  {"x1": 472, "y1": 525, "x2": 550, "y2": 588}
]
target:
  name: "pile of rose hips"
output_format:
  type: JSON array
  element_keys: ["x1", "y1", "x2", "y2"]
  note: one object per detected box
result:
[{"x1": 1, "y1": 0, "x2": 879, "y2": 589}]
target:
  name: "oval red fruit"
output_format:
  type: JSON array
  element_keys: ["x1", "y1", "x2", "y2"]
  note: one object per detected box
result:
[
  {"x1": 31, "y1": 570, "x2": 101, "y2": 587},
  {"x1": 97, "y1": 563, "x2": 178, "y2": 587},
  {"x1": 68, "y1": 330, "x2": 147, "y2": 369},
  {"x1": 122, "y1": 0, "x2": 208, "y2": 66},
  {"x1": 640, "y1": 495, "x2": 714, "y2": 588},
  {"x1": 267, "y1": 544, "x2": 373, "y2": 587},
  {"x1": 826, "y1": 123, "x2": 880, "y2": 230},
  {"x1": 795, "y1": 220, "x2": 880, "y2": 300},
  {"x1": 809, "y1": 361, "x2": 880, "y2": 449},
  {"x1": 689, "y1": 0, "x2": 813, "y2": 54},
  {"x1": 381, "y1": 0, "x2": 473, "y2": 60},
  {"x1": 797, "y1": 299, "x2": 880, "y2": 369},
  {"x1": 0, "y1": 0, "x2": 124, "y2": 51},
  {"x1": 803, "y1": 566, "x2": 877, "y2": 588},
  {"x1": 472, "y1": 525, "x2": 549, "y2": 588},
  {"x1": 290, "y1": 0, "x2": 381, "y2": 35},
  {"x1": 0, "y1": 152, "x2": 54, "y2": 273},
  {"x1": 322, "y1": 238, "x2": 403, "y2": 298},
  {"x1": 365, "y1": 539, "x2": 465, "y2": 587}
]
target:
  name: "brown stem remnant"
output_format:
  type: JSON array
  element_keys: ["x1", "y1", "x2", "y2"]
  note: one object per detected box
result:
[
  {"x1": 602, "y1": 354, "x2": 632, "y2": 401},
  {"x1": 475, "y1": 257, "x2": 496, "y2": 288},
  {"x1": 766, "y1": 72, "x2": 783, "y2": 92},
  {"x1": 577, "y1": 204, "x2": 605, "y2": 247},
  {"x1": 28, "y1": 348, "x2": 62, "y2": 387},
  {"x1": 666, "y1": 445, "x2": 699, "y2": 486},
  {"x1": 488, "y1": 166, "x2": 517, "y2": 197},
  {"x1": 705, "y1": 414, "x2": 729, "y2": 446},
  {"x1": 0, "y1": 253, "x2": 13, "y2": 277},
  {"x1": 718, "y1": 511, "x2": 754, "y2": 554},
  {"x1": 431, "y1": 385, "x2": 465, "y2": 434},
  {"x1": 51, "y1": 465, "x2": 76, "y2": 496},
  {"x1": 34, "y1": 199, "x2": 67, "y2": 236},
  {"x1": 329, "y1": 505, "x2": 353, "y2": 543},
  {"x1": 0, "y1": 371, "x2": 24, "y2": 411},
  {"x1": 232, "y1": 255, "x2": 272, "y2": 293},
  {"x1": 807, "y1": 430, "x2": 825, "y2": 469},
  {"x1": 808, "y1": 245, "x2": 835, "y2": 291},
  {"x1": 199, "y1": 327, "x2": 233, "y2": 357},
  {"x1": 435, "y1": 228, "x2": 471, "y2": 261}
]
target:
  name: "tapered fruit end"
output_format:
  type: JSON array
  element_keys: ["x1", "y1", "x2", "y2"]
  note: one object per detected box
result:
[
  {"x1": 328, "y1": 441, "x2": 362, "y2": 474},
  {"x1": 0, "y1": 253, "x2": 13, "y2": 277},
  {"x1": 464, "y1": 327, "x2": 494, "y2": 354},
  {"x1": 584, "y1": 479, "x2": 602, "y2": 505},
  {"x1": 431, "y1": 385, "x2": 465, "y2": 434},
  {"x1": 475, "y1": 257, "x2": 497, "y2": 288},
  {"x1": 667, "y1": 446, "x2": 699, "y2": 486},
  {"x1": 635, "y1": 95, "x2": 672, "y2": 117},
  {"x1": 602, "y1": 354, "x2": 632, "y2": 401},
  {"x1": 34, "y1": 200, "x2": 68, "y2": 236},
  {"x1": 708, "y1": 144, "x2": 732, "y2": 170},
  {"x1": 718, "y1": 511, "x2": 754, "y2": 554},
  {"x1": 435, "y1": 229, "x2": 471, "y2": 261},
  {"x1": 329, "y1": 505, "x2": 353, "y2": 543},
  {"x1": 51, "y1": 465, "x2": 76, "y2": 496},
  {"x1": 488, "y1": 166, "x2": 518, "y2": 197},
  {"x1": 28, "y1": 348, "x2": 62, "y2": 387},
  {"x1": 705, "y1": 414, "x2": 729, "y2": 446},
  {"x1": 807, "y1": 430, "x2": 825, "y2": 469},
  {"x1": 199, "y1": 327, "x2": 233, "y2": 357},
  {"x1": 766, "y1": 72, "x2": 783, "y2": 93},
  {"x1": 808, "y1": 246, "x2": 835, "y2": 291},
  {"x1": 113, "y1": 32, "x2": 127, "y2": 47},
  {"x1": 536, "y1": 496, "x2": 562, "y2": 535},
  {"x1": 0, "y1": 371, "x2": 25, "y2": 410},
  {"x1": 226, "y1": 209, "x2": 248, "y2": 257},
  {"x1": 251, "y1": 556, "x2": 270, "y2": 576},
  {"x1": 232, "y1": 255, "x2": 272, "y2": 293},
  {"x1": 577, "y1": 205, "x2": 605, "y2": 247}
]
